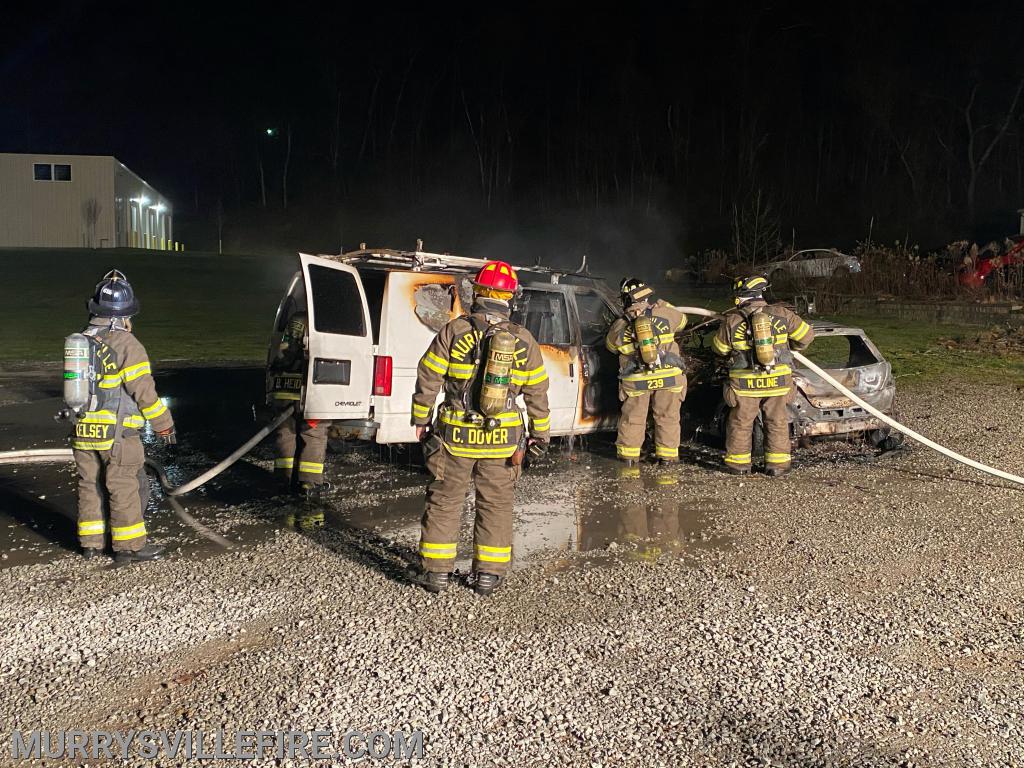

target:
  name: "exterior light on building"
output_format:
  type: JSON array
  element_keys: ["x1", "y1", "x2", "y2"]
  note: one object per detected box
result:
[{"x1": 152, "y1": 203, "x2": 166, "y2": 213}]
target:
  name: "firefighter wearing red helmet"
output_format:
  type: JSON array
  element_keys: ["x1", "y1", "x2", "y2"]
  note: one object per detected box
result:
[{"x1": 410, "y1": 260, "x2": 551, "y2": 596}]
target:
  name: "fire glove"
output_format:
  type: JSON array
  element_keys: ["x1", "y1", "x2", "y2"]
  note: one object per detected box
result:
[
  {"x1": 527, "y1": 438, "x2": 549, "y2": 459},
  {"x1": 156, "y1": 427, "x2": 177, "y2": 446}
]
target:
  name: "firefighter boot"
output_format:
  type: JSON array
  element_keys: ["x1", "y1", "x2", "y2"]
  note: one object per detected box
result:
[
  {"x1": 724, "y1": 465, "x2": 750, "y2": 476},
  {"x1": 82, "y1": 547, "x2": 102, "y2": 560},
  {"x1": 298, "y1": 511, "x2": 325, "y2": 530},
  {"x1": 113, "y1": 544, "x2": 164, "y2": 566},
  {"x1": 298, "y1": 483, "x2": 327, "y2": 529},
  {"x1": 765, "y1": 465, "x2": 791, "y2": 478},
  {"x1": 410, "y1": 567, "x2": 450, "y2": 594},
  {"x1": 474, "y1": 571, "x2": 504, "y2": 597}
]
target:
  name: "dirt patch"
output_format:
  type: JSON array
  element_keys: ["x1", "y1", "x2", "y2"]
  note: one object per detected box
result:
[{"x1": 939, "y1": 324, "x2": 1024, "y2": 356}]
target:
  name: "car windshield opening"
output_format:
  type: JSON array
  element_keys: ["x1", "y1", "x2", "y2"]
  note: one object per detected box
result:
[{"x1": 800, "y1": 334, "x2": 878, "y2": 369}]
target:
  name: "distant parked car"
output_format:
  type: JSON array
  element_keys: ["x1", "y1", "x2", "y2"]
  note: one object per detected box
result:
[{"x1": 763, "y1": 249, "x2": 862, "y2": 284}]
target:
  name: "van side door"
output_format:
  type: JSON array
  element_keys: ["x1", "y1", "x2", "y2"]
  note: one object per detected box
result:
[
  {"x1": 299, "y1": 254, "x2": 374, "y2": 420},
  {"x1": 512, "y1": 285, "x2": 578, "y2": 433}
]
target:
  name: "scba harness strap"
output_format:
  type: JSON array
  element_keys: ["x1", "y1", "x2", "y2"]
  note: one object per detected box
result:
[{"x1": 72, "y1": 327, "x2": 137, "y2": 450}]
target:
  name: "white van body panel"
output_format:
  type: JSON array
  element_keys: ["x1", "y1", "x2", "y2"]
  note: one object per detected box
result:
[
  {"x1": 274, "y1": 249, "x2": 624, "y2": 443},
  {"x1": 374, "y1": 271, "x2": 462, "y2": 444}
]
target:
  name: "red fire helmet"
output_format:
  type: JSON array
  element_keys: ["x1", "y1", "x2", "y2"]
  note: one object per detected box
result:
[{"x1": 473, "y1": 260, "x2": 519, "y2": 293}]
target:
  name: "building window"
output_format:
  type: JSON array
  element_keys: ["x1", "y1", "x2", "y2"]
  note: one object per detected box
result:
[
  {"x1": 33, "y1": 163, "x2": 52, "y2": 181},
  {"x1": 54, "y1": 164, "x2": 72, "y2": 181}
]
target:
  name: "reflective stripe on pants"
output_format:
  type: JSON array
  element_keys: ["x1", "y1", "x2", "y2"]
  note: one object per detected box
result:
[
  {"x1": 74, "y1": 435, "x2": 149, "y2": 552},
  {"x1": 724, "y1": 393, "x2": 792, "y2": 470},
  {"x1": 615, "y1": 387, "x2": 684, "y2": 461},
  {"x1": 274, "y1": 413, "x2": 331, "y2": 485},
  {"x1": 419, "y1": 449, "x2": 519, "y2": 575}
]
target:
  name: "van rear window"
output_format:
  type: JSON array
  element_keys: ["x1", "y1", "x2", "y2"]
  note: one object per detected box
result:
[{"x1": 308, "y1": 265, "x2": 366, "y2": 336}]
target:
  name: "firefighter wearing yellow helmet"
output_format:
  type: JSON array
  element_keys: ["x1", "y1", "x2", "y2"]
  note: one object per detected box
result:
[
  {"x1": 712, "y1": 276, "x2": 815, "y2": 476},
  {"x1": 605, "y1": 278, "x2": 688, "y2": 465},
  {"x1": 410, "y1": 260, "x2": 550, "y2": 596}
]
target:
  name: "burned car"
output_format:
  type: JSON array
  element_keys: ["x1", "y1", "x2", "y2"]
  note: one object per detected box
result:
[{"x1": 678, "y1": 315, "x2": 902, "y2": 451}]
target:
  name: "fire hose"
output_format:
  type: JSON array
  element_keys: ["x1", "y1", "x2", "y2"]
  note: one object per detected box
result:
[
  {"x1": 678, "y1": 305, "x2": 1024, "y2": 488},
  {"x1": 0, "y1": 405, "x2": 296, "y2": 546}
]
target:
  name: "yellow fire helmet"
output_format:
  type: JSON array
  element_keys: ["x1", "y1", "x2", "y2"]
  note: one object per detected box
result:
[{"x1": 732, "y1": 275, "x2": 769, "y2": 305}]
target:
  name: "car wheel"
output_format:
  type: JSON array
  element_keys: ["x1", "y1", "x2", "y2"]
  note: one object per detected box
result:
[
  {"x1": 867, "y1": 427, "x2": 905, "y2": 452},
  {"x1": 752, "y1": 415, "x2": 766, "y2": 460}
]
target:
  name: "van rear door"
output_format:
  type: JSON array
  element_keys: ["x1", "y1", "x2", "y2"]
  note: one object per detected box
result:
[{"x1": 299, "y1": 253, "x2": 373, "y2": 420}]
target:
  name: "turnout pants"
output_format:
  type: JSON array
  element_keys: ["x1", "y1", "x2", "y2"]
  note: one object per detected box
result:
[
  {"x1": 419, "y1": 449, "x2": 520, "y2": 576},
  {"x1": 724, "y1": 393, "x2": 792, "y2": 471},
  {"x1": 274, "y1": 414, "x2": 330, "y2": 486},
  {"x1": 74, "y1": 435, "x2": 150, "y2": 552},
  {"x1": 616, "y1": 388, "x2": 684, "y2": 461}
]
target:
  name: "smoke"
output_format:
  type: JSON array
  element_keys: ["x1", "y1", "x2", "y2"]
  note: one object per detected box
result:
[{"x1": 209, "y1": 186, "x2": 689, "y2": 287}]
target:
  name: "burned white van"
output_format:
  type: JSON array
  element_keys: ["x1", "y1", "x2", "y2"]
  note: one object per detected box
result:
[{"x1": 268, "y1": 246, "x2": 624, "y2": 444}]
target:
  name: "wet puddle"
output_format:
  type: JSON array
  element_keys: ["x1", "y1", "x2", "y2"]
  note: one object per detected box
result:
[{"x1": 0, "y1": 365, "x2": 727, "y2": 571}]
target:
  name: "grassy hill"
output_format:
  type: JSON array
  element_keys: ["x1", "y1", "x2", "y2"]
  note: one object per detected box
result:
[{"x1": 1, "y1": 248, "x2": 297, "y2": 362}]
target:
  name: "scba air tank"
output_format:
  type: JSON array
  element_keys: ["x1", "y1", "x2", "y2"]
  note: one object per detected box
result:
[
  {"x1": 750, "y1": 311, "x2": 777, "y2": 369},
  {"x1": 479, "y1": 330, "x2": 517, "y2": 420},
  {"x1": 632, "y1": 314, "x2": 660, "y2": 367},
  {"x1": 63, "y1": 333, "x2": 92, "y2": 414}
]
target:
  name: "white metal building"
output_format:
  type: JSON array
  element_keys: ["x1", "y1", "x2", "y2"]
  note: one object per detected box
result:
[{"x1": 0, "y1": 153, "x2": 177, "y2": 250}]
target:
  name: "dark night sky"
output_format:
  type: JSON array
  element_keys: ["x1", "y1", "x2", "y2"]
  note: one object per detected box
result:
[{"x1": 2, "y1": 2, "x2": 1023, "y2": 264}]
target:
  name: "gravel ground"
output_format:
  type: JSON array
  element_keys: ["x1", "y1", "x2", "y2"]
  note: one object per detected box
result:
[{"x1": 1, "y1": 381, "x2": 1023, "y2": 766}]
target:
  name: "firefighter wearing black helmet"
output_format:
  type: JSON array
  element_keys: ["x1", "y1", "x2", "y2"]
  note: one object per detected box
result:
[
  {"x1": 266, "y1": 310, "x2": 332, "y2": 529},
  {"x1": 71, "y1": 270, "x2": 175, "y2": 564},
  {"x1": 712, "y1": 276, "x2": 815, "y2": 476},
  {"x1": 605, "y1": 278, "x2": 688, "y2": 464}
]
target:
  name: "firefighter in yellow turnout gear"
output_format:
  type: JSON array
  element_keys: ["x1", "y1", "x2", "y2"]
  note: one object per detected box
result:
[
  {"x1": 605, "y1": 278, "x2": 688, "y2": 465},
  {"x1": 712, "y1": 276, "x2": 815, "y2": 476},
  {"x1": 411, "y1": 261, "x2": 550, "y2": 596},
  {"x1": 267, "y1": 311, "x2": 330, "y2": 528},
  {"x1": 70, "y1": 270, "x2": 175, "y2": 564}
]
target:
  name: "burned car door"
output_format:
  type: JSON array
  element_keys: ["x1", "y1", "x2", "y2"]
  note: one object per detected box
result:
[
  {"x1": 568, "y1": 288, "x2": 620, "y2": 432},
  {"x1": 512, "y1": 286, "x2": 578, "y2": 433}
]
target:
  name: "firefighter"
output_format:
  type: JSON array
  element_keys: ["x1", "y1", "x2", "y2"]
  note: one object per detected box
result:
[
  {"x1": 605, "y1": 278, "x2": 688, "y2": 465},
  {"x1": 712, "y1": 276, "x2": 815, "y2": 476},
  {"x1": 411, "y1": 260, "x2": 551, "y2": 596},
  {"x1": 71, "y1": 270, "x2": 175, "y2": 564},
  {"x1": 267, "y1": 311, "x2": 331, "y2": 528}
]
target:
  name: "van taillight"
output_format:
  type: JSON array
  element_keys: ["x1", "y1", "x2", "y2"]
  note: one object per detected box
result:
[{"x1": 373, "y1": 355, "x2": 393, "y2": 396}]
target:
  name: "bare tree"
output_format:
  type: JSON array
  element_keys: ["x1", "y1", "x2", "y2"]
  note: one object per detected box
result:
[
  {"x1": 283, "y1": 124, "x2": 292, "y2": 209},
  {"x1": 216, "y1": 197, "x2": 225, "y2": 255},
  {"x1": 964, "y1": 77, "x2": 1024, "y2": 222},
  {"x1": 82, "y1": 199, "x2": 102, "y2": 248},
  {"x1": 731, "y1": 189, "x2": 780, "y2": 267},
  {"x1": 257, "y1": 150, "x2": 267, "y2": 208}
]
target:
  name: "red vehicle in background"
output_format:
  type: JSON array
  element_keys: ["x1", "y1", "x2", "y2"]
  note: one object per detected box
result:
[{"x1": 958, "y1": 236, "x2": 1024, "y2": 288}]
